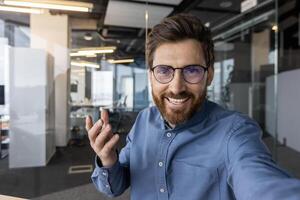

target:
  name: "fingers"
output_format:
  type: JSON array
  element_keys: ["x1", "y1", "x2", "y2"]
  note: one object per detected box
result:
[
  {"x1": 85, "y1": 115, "x2": 95, "y2": 142},
  {"x1": 94, "y1": 124, "x2": 114, "y2": 150},
  {"x1": 86, "y1": 110, "x2": 118, "y2": 163},
  {"x1": 85, "y1": 115, "x2": 93, "y2": 131},
  {"x1": 101, "y1": 134, "x2": 119, "y2": 157},
  {"x1": 87, "y1": 119, "x2": 103, "y2": 144},
  {"x1": 101, "y1": 108, "x2": 109, "y2": 125}
]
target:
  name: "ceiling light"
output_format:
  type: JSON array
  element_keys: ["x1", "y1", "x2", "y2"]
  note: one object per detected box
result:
[
  {"x1": 205, "y1": 22, "x2": 210, "y2": 27},
  {"x1": 0, "y1": 5, "x2": 43, "y2": 14},
  {"x1": 3, "y1": 0, "x2": 93, "y2": 12},
  {"x1": 86, "y1": 54, "x2": 97, "y2": 58},
  {"x1": 71, "y1": 61, "x2": 99, "y2": 68},
  {"x1": 272, "y1": 25, "x2": 278, "y2": 32},
  {"x1": 84, "y1": 33, "x2": 93, "y2": 41},
  {"x1": 145, "y1": 10, "x2": 148, "y2": 20},
  {"x1": 78, "y1": 49, "x2": 114, "y2": 54},
  {"x1": 108, "y1": 59, "x2": 134, "y2": 64},
  {"x1": 70, "y1": 47, "x2": 116, "y2": 57},
  {"x1": 70, "y1": 52, "x2": 96, "y2": 57},
  {"x1": 75, "y1": 46, "x2": 116, "y2": 54},
  {"x1": 219, "y1": 1, "x2": 232, "y2": 8}
]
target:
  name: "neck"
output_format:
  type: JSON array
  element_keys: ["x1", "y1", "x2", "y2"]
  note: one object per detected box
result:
[
  {"x1": 163, "y1": 99, "x2": 207, "y2": 129},
  {"x1": 167, "y1": 121, "x2": 176, "y2": 129}
]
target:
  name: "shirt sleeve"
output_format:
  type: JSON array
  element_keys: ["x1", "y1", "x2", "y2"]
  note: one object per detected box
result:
[
  {"x1": 91, "y1": 155, "x2": 130, "y2": 197},
  {"x1": 226, "y1": 115, "x2": 300, "y2": 200},
  {"x1": 90, "y1": 113, "x2": 139, "y2": 197}
]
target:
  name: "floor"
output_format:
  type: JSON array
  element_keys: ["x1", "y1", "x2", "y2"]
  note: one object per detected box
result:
[
  {"x1": 264, "y1": 137, "x2": 300, "y2": 178},
  {"x1": 0, "y1": 137, "x2": 95, "y2": 199},
  {"x1": 0, "y1": 134, "x2": 300, "y2": 200}
]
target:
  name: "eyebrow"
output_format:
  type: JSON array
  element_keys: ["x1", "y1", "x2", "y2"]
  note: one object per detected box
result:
[{"x1": 153, "y1": 64, "x2": 207, "y2": 68}]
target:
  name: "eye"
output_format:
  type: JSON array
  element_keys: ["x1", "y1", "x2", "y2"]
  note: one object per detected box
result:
[
  {"x1": 184, "y1": 65, "x2": 203, "y2": 75},
  {"x1": 155, "y1": 65, "x2": 172, "y2": 75}
]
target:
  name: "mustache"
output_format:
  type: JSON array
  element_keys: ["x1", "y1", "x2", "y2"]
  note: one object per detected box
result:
[{"x1": 163, "y1": 91, "x2": 193, "y2": 99}]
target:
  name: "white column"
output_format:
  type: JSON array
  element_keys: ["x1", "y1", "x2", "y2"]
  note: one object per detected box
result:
[{"x1": 30, "y1": 11, "x2": 70, "y2": 147}]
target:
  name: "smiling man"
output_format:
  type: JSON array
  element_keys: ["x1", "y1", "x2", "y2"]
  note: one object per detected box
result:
[
  {"x1": 86, "y1": 14, "x2": 300, "y2": 200},
  {"x1": 150, "y1": 39, "x2": 212, "y2": 127}
]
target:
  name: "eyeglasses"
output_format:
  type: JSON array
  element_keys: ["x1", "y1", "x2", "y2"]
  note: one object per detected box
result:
[{"x1": 151, "y1": 64, "x2": 208, "y2": 84}]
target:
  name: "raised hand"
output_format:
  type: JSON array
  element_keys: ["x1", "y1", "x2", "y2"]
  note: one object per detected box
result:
[{"x1": 86, "y1": 109, "x2": 119, "y2": 167}]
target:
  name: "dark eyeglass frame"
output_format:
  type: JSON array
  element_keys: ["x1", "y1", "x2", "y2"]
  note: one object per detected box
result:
[{"x1": 150, "y1": 64, "x2": 209, "y2": 84}]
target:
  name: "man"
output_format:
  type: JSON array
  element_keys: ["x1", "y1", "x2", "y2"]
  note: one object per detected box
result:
[{"x1": 86, "y1": 14, "x2": 300, "y2": 200}]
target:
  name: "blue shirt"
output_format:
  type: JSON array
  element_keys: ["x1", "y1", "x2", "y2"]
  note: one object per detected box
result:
[{"x1": 91, "y1": 100, "x2": 300, "y2": 200}]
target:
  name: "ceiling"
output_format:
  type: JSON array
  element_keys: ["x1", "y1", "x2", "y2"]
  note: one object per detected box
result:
[
  {"x1": 72, "y1": 0, "x2": 245, "y2": 62},
  {"x1": 0, "y1": 0, "x2": 281, "y2": 64}
]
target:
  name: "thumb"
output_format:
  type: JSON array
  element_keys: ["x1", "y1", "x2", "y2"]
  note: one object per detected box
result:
[{"x1": 101, "y1": 108, "x2": 109, "y2": 125}]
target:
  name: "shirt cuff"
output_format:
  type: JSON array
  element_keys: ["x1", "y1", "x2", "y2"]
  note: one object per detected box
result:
[
  {"x1": 94, "y1": 155, "x2": 120, "y2": 174},
  {"x1": 92, "y1": 155, "x2": 121, "y2": 195}
]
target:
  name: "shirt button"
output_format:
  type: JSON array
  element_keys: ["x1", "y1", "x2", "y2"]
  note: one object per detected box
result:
[
  {"x1": 158, "y1": 162, "x2": 163, "y2": 167},
  {"x1": 102, "y1": 172, "x2": 107, "y2": 176},
  {"x1": 160, "y1": 188, "x2": 165, "y2": 193},
  {"x1": 166, "y1": 132, "x2": 172, "y2": 138},
  {"x1": 105, "y1": 184, "x2": 110, "y2": 188}
]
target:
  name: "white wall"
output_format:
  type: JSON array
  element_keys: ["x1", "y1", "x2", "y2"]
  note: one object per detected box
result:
[
  {"x1": 30, "y1": 11, "x2": 70, "y2": 147},
  {"x1": 0, "y1": 38, "x2": 9, "y2": 115},
  {"x1": 266, "y1": 69, "x2": 300, "y2": 152},
  {"x1": 9, "y1": 48, "x2": 55, "y2": 168}
]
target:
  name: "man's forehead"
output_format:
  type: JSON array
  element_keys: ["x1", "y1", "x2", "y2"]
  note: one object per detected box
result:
[{"x1": 153, "y1": 40, "x2": 205, "y2": 66}]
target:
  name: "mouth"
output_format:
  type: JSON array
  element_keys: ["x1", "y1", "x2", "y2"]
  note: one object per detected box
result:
[{"x1": 165, "y1": 97, "x2": 190, "y2": 105}]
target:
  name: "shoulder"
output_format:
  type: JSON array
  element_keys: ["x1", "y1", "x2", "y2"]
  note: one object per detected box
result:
[
  {"x1": 205, "y1": 100, "x2": 258, "y2": 129},
  {"x1": 133, "y1": 106, "x2": 161, "y2": 124},
  {"x1": 127, "y1": 106, "x2": 162, "y2": 141}
]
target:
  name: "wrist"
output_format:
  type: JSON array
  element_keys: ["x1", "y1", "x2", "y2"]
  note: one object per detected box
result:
[{"x1": 98, "y1": 153, "x2": 118, "y2": 168}]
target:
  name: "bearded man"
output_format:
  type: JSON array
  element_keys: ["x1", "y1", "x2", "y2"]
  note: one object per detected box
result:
[{"x1": 86, "y1": 14, "x2": 300, "y2": 200}]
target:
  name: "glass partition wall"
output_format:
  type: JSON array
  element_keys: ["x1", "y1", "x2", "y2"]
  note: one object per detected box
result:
[
  {"x1": 208, "y1": 0, "x2": 300, "y2": 177},
  {"x1": 209, "y1": 0, "x2": 280, "y2": 163},
  {"x1": 274, "y1": 0, "x2": 300, "y2": 177},
  {"x1": 210, "y1": 0, "x2": 277, "y2": 143}
]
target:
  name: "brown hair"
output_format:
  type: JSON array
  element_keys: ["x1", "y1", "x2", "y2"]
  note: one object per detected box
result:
[{"x1": 147, "y1": 13, "x2": 214, "y2": 69}]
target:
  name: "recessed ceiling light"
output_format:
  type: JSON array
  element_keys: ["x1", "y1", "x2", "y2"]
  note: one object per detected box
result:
[
  {"x1": 108, "y1": 59, "x2": 134, "y2": 64},
  {"x1": 219, "y1": 1, "x2": 232, "y2": 8},
  {"x1": 3, "y1": 0, "x2": 93, "y2": 12},
  {"x1": 84, "y1": 33, "x2": 93, "y2": 41},
  {"x1": 272, "y1": 25, "x2": 278, "y2": 32},
  {"x1": 0, "y1": 5, "x2": 44, "y2": 14}
]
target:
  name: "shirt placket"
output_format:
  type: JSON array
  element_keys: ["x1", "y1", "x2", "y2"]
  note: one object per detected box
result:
[{"x1": 156, "y1": 129, "x2": 176, "y2": 200}]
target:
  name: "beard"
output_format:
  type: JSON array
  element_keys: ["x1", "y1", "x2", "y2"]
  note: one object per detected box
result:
[{"x1": 152, "y1": 88, "x2": 207, "y2": 125}]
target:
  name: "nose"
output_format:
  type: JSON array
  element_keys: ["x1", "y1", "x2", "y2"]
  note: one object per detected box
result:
[{"x1": 168, "y1": 70, "x2": 186, "y2": 94}]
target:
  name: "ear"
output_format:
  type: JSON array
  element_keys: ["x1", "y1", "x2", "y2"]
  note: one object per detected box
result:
[
  {"x1": 207, "y1": 66, "x2": 214, "y2": 86},
  {"x1": 148, "y1": 69, "x2": 154, "y2": 85}
]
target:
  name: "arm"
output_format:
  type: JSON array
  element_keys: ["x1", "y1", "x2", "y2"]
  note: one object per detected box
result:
[
  {"x1": 91, "y1": 149, "x2": 130, "y2": 197},
  {"x1": 86, "y1": 109, "x2": 131, "y2": 197},
  {"x1": 226, "y1": 116, "x2": 300, "y2": 200}
]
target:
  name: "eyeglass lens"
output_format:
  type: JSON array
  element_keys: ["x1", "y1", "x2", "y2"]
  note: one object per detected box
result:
[{"x1": 153, "y1": 65, "x2": 206, "y2": 84}]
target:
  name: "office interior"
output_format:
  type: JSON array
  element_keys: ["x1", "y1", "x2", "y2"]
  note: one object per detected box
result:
[{"x1": 0, "y1": 0, "x2": 299, "y2": 199}]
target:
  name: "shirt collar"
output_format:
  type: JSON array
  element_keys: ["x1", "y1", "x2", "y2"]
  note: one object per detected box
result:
[{"x1": 160, "y1": 99, "x2": 209, "y2": 131}]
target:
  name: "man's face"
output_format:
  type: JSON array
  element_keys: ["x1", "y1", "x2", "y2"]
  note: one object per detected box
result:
[{"x1": 150, "y1": 39, "x2": 214, "y2": 126}]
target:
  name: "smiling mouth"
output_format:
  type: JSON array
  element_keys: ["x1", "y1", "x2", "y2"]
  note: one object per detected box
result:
[{"x1": 166, "y1": 97, "x2": 190, "y2": 105}]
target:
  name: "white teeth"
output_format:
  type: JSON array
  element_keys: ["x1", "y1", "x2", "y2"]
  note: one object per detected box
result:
[{"x1": 168, "y1": 97, "x2": 188, "y2": 104}]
